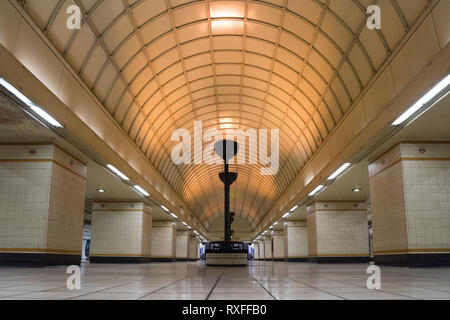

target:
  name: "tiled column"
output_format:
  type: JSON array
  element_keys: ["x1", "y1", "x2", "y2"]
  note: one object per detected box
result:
[
  {"x1": 90, "y1": 202, "x2": 152, "y2": 263},
  {"x1": 264, "y1": 236, "x2": 272, "y2": 261},
  {"x1": 271, "y1": 231, "x2": 285, "y2": 261},
  {"x1": 188, "y1": 233, "x2": 199, "y2": 261},
  {"x1": 284, "y1": 221, "x2": 308, "y2": 261},
  {"x1": 0, "y1": 144, "x2": 86, "y2": 266},
  {"x1": 254, "y1": 241, "x2": 260, "y2": 260},
  {"x1": 307, "y1": 202, "x2": 369, "y2": 263},
  {"x1": 369, "y1": 142, "x2": 450, "y2": 267},
  {"x1": 151, "y1": 221, "x2": 176, "y2": 261},
  {"x1": 176, "y1": 230, "x2": 189, "y2": 261}
]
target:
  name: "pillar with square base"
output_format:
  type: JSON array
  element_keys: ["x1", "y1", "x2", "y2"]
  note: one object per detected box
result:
[
  {"x1": 0, "y1": 144, "x2": 86, "y2": 266},
  {"x1": 264, "y1": 236, "x2": 272, "y2": 261},
  {"x1": 188, "y1": 233, "x2": 199, "y2": 261},
  {"x1": 284, "y1": 221, "x2": 308, "y2": 262},
  {"x1": 307, "y1": 202, "x2": 369, "y2": 263},
  {"x1": 271, "y1": 231, "x2": 285, "y2": 261},
  {"x1": 90, "y1": 202, "x2": 152, "y2": 263},
  {"x1": 369, "y1": 142, "x2": 450, "y2": 267},
  {"x1": 176, "y1": 230, "x2": 189, "y2": 261},
  {"x1": 151, "y1": 221, "x2": 176, "y2": 262}
]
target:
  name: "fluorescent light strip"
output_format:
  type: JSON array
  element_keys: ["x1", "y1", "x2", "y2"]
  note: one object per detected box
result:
[
  {"x1": 0, "y1": 78, "x2": 63, "y2": 128},
  {"x1": 0, "y1": 78, "x2": 33, "y2": 106},
  {"x1": 106, "y1": 164, "x2": 130, "y2": 181},
  {"x1": 161, "y1": 205, "x2": 169, "y2": 212},
  {"x1": 273, "y1": 222, "x2": 278, "y2": 226},
  {"x1": 289, "y1": 205, "x2": 298, "y2": 212},
  {"x1": 31, "y1": 106, "x2": 63, "y2": 128},
  {"x1": 282, "y1": 212, "x2": 290, "y2": 219},
  {"x1": 392, "y1": 74, "x2": 450, "y2": 126},
  {"x1": 309, "y1": 184, "x2": 324, "y2": 196},
  {"x1": 182, "y1": 222, "x2": 187, "y2": 226},
  {"x1": 170, "y1": 213, "x2": 178, "y2": 219},
  {"x1": 133, "y1": 185, "x2": 149, "y2": 197},
  {"x1": 327, "y1": 163, "x2": 351, "y2": 180}
]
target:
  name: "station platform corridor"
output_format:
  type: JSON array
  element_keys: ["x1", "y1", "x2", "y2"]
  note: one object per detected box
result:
[{"x1": 0, "y1": 0, "x2": 450, "y2": 306}]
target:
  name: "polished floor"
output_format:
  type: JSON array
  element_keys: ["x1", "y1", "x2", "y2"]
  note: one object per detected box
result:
[{"x1": 1, "y1": 261, "x2": 450, "y2": 300}]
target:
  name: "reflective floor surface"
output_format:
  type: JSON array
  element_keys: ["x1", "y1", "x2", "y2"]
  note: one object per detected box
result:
[{"x1": 1, "y1": 261, "x2": 450, "y2": 300}]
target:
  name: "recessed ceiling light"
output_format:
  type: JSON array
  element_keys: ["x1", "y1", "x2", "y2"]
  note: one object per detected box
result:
[
  {"x1": 289, "y1": 205, "x2": 298, "y2": 212},
  {"x1": 170, "y1": 213, "x2": 178, "y2": 219},
  {"x1": 328, "y1": 163, "x2": 351, "y2": 180},
  {"x1": 282, "y1": 212, "x2": 291, "y2": 219},
  {"x1": 392, "y1": 74, "x2": 450, "y2": 126},
  {"x1": 161, "y1": 205, "x2": 169, "y2": 212},
  {"x1": 352, "y1": 186, "x2": 362, "y2": 192},
  {"x1": 106, "y1": 164, "x2": 129, "y2": 181},
  {"x1": 96, "y1": 188, "x2": 106, "y2": 193}
]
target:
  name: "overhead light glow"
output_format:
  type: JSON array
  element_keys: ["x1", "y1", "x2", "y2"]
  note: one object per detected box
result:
[
  {"x1": 0, "y1": 78, "x2": 63, "y2": 128},
  {"x1": 96, "y1": 188, "x2": 106, "y2": 193},
  {"x1": 289, "y1": 205, "x2": 298, "y2": 212},
  {"x1": 282, "y1": 212, "x2": 290, "y2": 219},
  {"x1": 170, "y1": 213, "x2": 178, "y2": 219},
  {"x1": 161, "y1": 205, "x2": 169, "y2": 212},
  {"x1": 327, "y1": 163, "x2": 351, "y2": 180},
  {"x1": 352, "y1": 186, "x2": 362, "y2": 192},
  {"x1": 273, "y1": 222, "x2": 278, "y2": 226},
  {"x1": 392, "y1": 74, "x2": 450, "y2": 126},
  {"x1": 0, "y1": 78, "x2": 34, "y2": 106},
  {"x1": 133, "y1": 185, "x2": 149, "y2": 196},
  {"x1": 30, "y1": 105, "x2": 63, "y2": 128},
  {"x1": 106, "y1": 164, "x2": 130, "y2": 181},
  {"x1": 309, "y1": 185, "x2": 324, "y2": 196},
  {"x1": 209, "y1": 3, "x2": 244, "y2": 18},
  {"x1": 182, "y1": 222, "x2": 187, "y2": 226}
]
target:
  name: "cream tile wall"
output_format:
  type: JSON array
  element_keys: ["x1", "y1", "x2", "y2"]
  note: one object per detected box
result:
[
  {"x1": 402, "y1": 143, "x2": 450, "y2": 251},
  {"x1": 0, "y1": 144, "x2": 86, "y2": 254},
  {"x1": 188, "y1": 234, "x2": 198, "y2": 260},
  {"x1": 369, "y1": 144, "x2": 407, "y2": 253},
  {"x1": 307, "y1": 202, "x2": 369, "y2": 257},
  {"x1": 264, "y1": 236, "x2": 272, "y2": 259},
  {"x1": 176, "y1": 231, "x2": 189, "y2": 259},
  {"x1": 370, "y1": 143, "x2": 450, "y2": 254},
  {"x1": 47, "y1": 146, "x2": 86, "y2": 252},
  {"x1": 151, "y1": 221, "x2": 176, "y2": 258},
  {"x1": 254, "y1": 241, "x2": 260, "y2": 259},
  {"x1": 271, "y1": 231, "x2": 285, "y2": 259},
  {"x1": 307, "y1": 213, "x2": 317, "y2": 257},
  {"x1": 284, "y1": 221, "x2": 308, "y2": 258},
  {"x1": 90, "y1": 202, "x2": 151, "y2": 257},
  {"x1": 369, "y1": 142, "x2": 450, "y2": 254}
]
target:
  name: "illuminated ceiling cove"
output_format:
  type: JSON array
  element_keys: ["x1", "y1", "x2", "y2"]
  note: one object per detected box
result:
[{"x1": 18, "y1": 0, "x2": 432, "y2": 230}]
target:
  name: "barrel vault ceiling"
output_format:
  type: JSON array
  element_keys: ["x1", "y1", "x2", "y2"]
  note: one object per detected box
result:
[{"x1": 17, "y1": 0, "x2": 433, "y2": 230}]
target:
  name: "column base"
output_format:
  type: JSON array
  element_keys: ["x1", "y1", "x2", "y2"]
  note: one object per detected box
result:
[
  {"x1": 286, "y1": 257, "x2": 308, "y2": 262},
  {"x1": 0, "y1": 252, "x2": 81, "y2": 266},
  {"x1": 375, "y1": 253, "x2": 450, "y2": 267},
  {"x1": 309, "y1": 256, "x2": 370, "y2": 263},
  {"x1": 151, "y1": 257, "x2": 176, "y2": 262},
  {"x1": 89, "y1": 256, "x2": 151, "y2": 263}
]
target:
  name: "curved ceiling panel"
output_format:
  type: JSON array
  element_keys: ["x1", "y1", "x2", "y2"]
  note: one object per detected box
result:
[{"x1": 20, "y1": 0, "x2": 431, "y2": 230}]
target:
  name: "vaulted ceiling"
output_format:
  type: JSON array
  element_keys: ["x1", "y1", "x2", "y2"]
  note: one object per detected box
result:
[{"x1": 18, "y1": 0, "x2": 432, "y2": 230}]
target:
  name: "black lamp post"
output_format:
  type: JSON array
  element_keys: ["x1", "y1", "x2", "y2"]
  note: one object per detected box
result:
[{"x1": 214, "y1": 140, "x2": 238, "y2": 245}]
